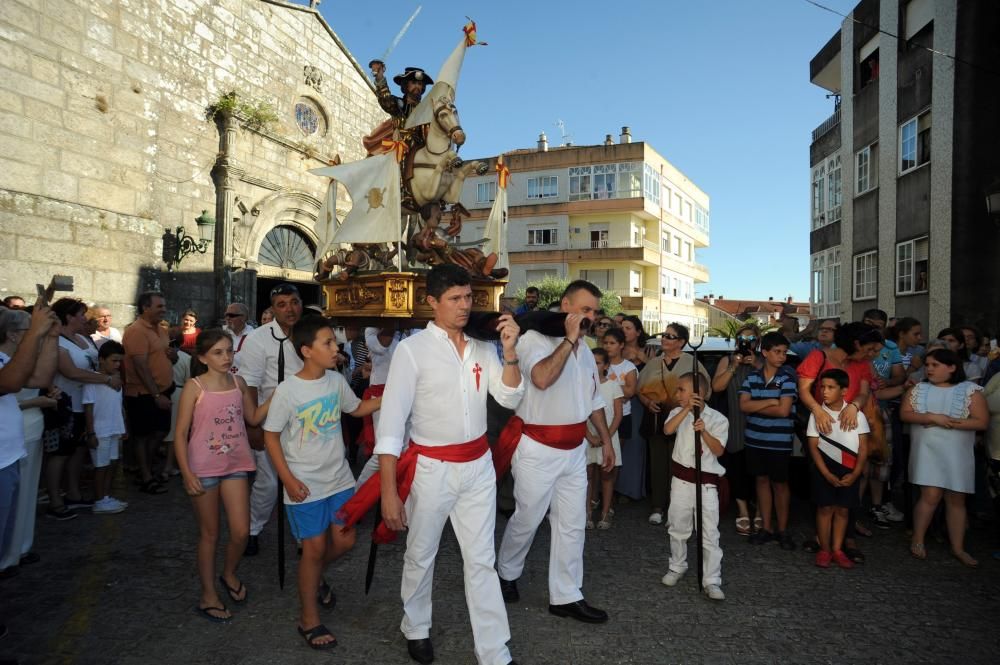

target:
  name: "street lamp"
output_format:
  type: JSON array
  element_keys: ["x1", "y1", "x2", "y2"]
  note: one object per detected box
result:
[{"x1": 162, "y1": 210, "x2": 215, "y2": 271}]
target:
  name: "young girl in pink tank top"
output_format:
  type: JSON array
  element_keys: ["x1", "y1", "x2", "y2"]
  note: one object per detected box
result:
[{"x1": 174, "y1": 329, "x2": 270, "y2": 623}]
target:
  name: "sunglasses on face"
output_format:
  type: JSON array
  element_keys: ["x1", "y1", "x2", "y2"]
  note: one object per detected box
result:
[
  {"x1": 224, "y1": 312, "x2": 243, "y2": 318},
  {"x1": 738, "y1": 335, "x2": 756, "y2": 342},
  {"x1": 270, "y1": 283, "x2": 300, "y2": 298},
  {"x1": 596, "y1": 321, "x2": 611, "y2": 327},
  {"x1": 662, "y1": 333, "x2": 681, "y2": 341}
]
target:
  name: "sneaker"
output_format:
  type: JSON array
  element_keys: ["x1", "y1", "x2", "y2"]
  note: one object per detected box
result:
[
  {"x1": 661, "y1": 570, "x2": 684, "y2": 587},
  {"x1": 64, "y1": 497, "x2": 94, "y2": 510},
  {"x1": 815, "y1": 550, "x2": 832, "y2": 568},
  {"x1": 832, "y1": 550, "x2": 855, "y2": 569},
  {"x1": 777, "y1": 532, "x2": 796, "y2": 551},
  {"x1": 45, "y1": 506, "x2": 78, "y2": 521},
  {"x1": 748, "y1": 529, "x2": 774, "y2": 545},
  {"x1": 882, "y1": 502, "x2": 904, "y2": 522},
  {"x1": 703, "y1": 584, "x2": 725, "y2": 601},
  {"x1": 105, "y1": 497, "x2": 128, "y2": 511},
  {"x1": 869, "y1": 506, "x2": 892, "y2": 529},
  {"x1": 648, "y1": 511, "x2": 664, "y2": 526},
  {"x1": 92, "y1": 498, "x2": 125, "y2": 514}
]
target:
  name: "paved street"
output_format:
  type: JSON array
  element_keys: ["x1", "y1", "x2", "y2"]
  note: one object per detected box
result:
[{"x1": 2, "y1": 473, "x2": 998, "y2": 665}]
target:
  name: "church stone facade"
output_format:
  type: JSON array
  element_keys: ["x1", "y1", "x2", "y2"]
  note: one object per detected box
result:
[{"x1": 0, "y1": 0, "x2": 385, "y2": 324}]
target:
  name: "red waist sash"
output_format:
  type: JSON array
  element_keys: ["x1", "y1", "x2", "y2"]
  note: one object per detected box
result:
[
  {"x1": 337, "y1": 434, "x2": 489, "y2": 544},
  {"x1": 671, "y1": 462, "x2": 730, "y2": 514},
  {"x1": 492, "y1": 416, "x2": 588, "y2": 479},
  {"x1": 356, "y1": 384, "x2": 385, "y2": 456}
]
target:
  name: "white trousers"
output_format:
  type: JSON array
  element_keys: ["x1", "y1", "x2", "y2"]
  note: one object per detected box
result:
[
  {"x1": 666, "y1": 478, "x2": 723, "y2": 587},
  {"x1": 401, "y1": 452, "x2": 511, "y2": 665},
  {"x1": 0, "y1": 438, "x2": 43, "y2": 569},
  {"x1": 249, "y1": 448, "x2": 278, "y2": 537},
  {"x1": 497, "y1": 436, "x2": 587, "y2": 606}
]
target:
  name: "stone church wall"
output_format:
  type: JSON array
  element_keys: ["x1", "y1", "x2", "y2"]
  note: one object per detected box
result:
[{"x1": 0, "y1": 0, "x2": 384, "y2": 324}]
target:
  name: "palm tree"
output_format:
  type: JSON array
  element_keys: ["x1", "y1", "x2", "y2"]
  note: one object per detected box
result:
[{"x1": 708, "y1": 317, "x2": 778, "y2": 340}]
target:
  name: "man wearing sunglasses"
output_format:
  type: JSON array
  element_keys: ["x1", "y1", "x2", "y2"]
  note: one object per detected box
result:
[
  {"x1": 222, "y1": 302, "x2": 254, "y2": 375},
  {"x1": 237, "y1": 283, "x2": 304, "y2": 556}
]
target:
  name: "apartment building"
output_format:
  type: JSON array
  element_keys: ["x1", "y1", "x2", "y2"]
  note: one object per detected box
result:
[
  {"x1": 808, "y1": 0, "x2": 1000, "y2": 334},
  {"x1": 460, "y1": 129, "x2": 711, "y2": 336}
]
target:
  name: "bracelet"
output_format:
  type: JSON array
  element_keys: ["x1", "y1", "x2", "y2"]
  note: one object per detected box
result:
[
  {"x1": 504, "y1": 358, "x2": 520, "y2": 365},
  {"x1": 562, "y1": 337, "x2": 576, "y2": 347}
]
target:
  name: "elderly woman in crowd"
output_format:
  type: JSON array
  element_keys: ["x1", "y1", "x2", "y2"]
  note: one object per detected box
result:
[{"x1": 0, "y1": 303, "x2": 59, "y2": 578}]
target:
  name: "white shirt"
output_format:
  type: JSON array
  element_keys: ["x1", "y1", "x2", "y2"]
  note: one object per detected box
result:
[
  {"x1": 364, "y1": 327, "x2": 421, "y2": 385},
  {"x1": 223, "y1": 323, "x2": 255, "y2": 374},
  {"x1": 0, "y1": 352, "x2": 26, "y2": 468},
  {"x1": 91, "y1": 327, "x2": 122, "y2": 349},
  {"x1": 587, "y1": 380, "x2": 623, "y2": 447},
  {"x1": 16, "y1": 388, "x2": 44, "y2": 442},
  {"x1": 607, "y1": 359, "x2": 638, "y2": 416},
  {"x1": 81, "y1": 383, "x2": 126, "y2": 439},
  {"x1": 373, "y1": 322, "x2": 524, "y2": 458},
  {"x1": 668, "y1": 404, "x2": 729, "y2": 476},
  {"x1": 237, "y1": 321, "x2": 304, "y2": 404},
  {"x1": 807, "y1": 403, "x2": 870, "y2": 457},
  {"x1": 55, "y1": 335, "x2": 99, "y2": 413},
  {"x1": 263, "y1": 371, "x2": 361, "y2": 503},
  {"x1": 514, "y1": 331, "x2": 605, "y2": 426}
]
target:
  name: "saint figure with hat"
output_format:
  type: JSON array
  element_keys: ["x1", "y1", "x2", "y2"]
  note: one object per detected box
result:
[{"x1": 362, "y1": 61, "x2": 432, "y2": 157}]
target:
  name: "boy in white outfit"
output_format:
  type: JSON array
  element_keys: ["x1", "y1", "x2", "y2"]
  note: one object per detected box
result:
[
  {"x1": 82, "y1": 341, "x2": 128, "y2": 514},
  {"x1": 660, "y1": 373, "x2": 729, "y2": 600}
]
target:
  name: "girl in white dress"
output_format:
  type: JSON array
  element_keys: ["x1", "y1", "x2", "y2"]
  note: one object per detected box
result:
[{"x1": 902, "y1": 348, "x2": 988, "y2": 567}]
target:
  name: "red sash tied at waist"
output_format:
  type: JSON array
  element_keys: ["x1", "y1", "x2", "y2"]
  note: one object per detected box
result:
[
  {"x1": 492, "y1": 416, "x2": 588, "y2": 480},
  {"x1": 337, "y1": 434, "x2": 489, "y2": 544},
  {"x1": 671, "y1": 462, "x2": 730, "y2": 515},
  {"x1": 356, "y1": 384, "x2": 385, "y2": 456}
]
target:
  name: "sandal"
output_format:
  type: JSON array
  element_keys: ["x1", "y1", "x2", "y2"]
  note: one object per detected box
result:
[
  {"x1": 853, "y1": 520, "x2": 873, "y2": 538},
  {"x1": 802, "y1": 538, "x2": 820, "y2": 554},
  {"x1": 298, "y1": 624, "x2": 337, "y2": 650},
  {"x1": 139, "y1": 479, "x2": 167, "y2": 495},
  {"x1": 753, "y1": 516, "x2": 763, "y2": 532},
  {"x1": 910, "y1": 542, "x2": 926, "y2": 560},
  {"x1": 951, "y1": 550, "x2": 979, "y2": 568},
  {"x1": 317, "y1": 579, "x2": 337, "y2": 610},
  {"x1": 194, "y1": 605, "x2": 231, "y2": 623},
  {"x1": 219, "y1": 576, "x2": 247, "y2": 603},
  {"x1": 735, "y1": 517, "x2": 751, "y2": 536},
  {"x1": 843, "y1": 547, "x2": 865, "y2": 564}
]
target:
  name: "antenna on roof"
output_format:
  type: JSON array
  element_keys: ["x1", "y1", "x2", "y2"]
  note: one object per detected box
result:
[{"x1": 554, "y1": 119, "x2": 573, "y2": 147}]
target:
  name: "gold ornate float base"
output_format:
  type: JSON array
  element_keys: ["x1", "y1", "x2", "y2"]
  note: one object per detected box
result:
[{"x1": 320, "y1": 272, "x2": 507, "y2": 324}]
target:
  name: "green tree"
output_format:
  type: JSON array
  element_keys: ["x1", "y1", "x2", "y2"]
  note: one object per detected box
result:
[
  {"x1": 708, "y1": 317, "x2": 778, "y2": 339},
  {"x1": 513, "y1": 275, "x2": 622, "y2": 316}
]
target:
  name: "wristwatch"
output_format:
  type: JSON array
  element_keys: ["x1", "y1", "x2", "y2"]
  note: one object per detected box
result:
[{"x1": 504, "y1": 358, "x2": 520, "y2": 365}]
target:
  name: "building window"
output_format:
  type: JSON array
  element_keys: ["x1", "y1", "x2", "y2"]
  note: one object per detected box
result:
[
  {"x1": 695, "y1": 205, "x2": 709, "y2": 232},
  {"x1": 528, "y1": 228, "x2": 557, "y2": 246},
  {"x1": 860, "y1": 49, "x2": 879, "y2": 89},
  {"x1": 617, "y1": 162, "x2": 642, "y2": 198},
  {"x1": 630, "y1": 269, "x2": 642, "y2": 295},
  {"x1": 580, "y1": 269, "x2": 612, "y2": 290},
  {"x1": 812, "y1": 164, "x2": 826, "y2": 229},
  {"x1": 853, "y1": 250, "x2": 877, "y2": 300},
  {"x1": 569, "y1": 163, "x2": 640, "y2": 201},
  {"x1": 661, "y1": 233, "x2": 670, "y2": 252},
  {"x1": 591, "y1": 165, "x2": 615, "y2": 199},
  {"x1": 684, "y1": 241, "x2": 692, "y2": 262},
  {"x1": 589, "y1": 224, "x2": 608, "y2": 248},
  {"x1": 672, "y1": 236, "x2": 681, "y2": 256},
  {"x1": 811, "y1": 246, "x2": 841, "y2": 318},
  {"x1": 525, "y1": 269, "x2": 557, "y2": 283},
  {"x1": 685, "y1": 201, "x2": 693, "y2": 221},
  {"x1": 856, "y1": 144, "x2": 878, "y2": 194},
  {"x1": 643, "y1": 164, "x2": 660, "y2": 205},
  {"x1": 664, "y1": 187, "x2": 672, "y2": 210},
  {"x1": 477, "y1": 181, "x2": 496, "y2": 203},
  {"x1": 294, "y1": 98, "x2": 326, "y2": 136},
  {"x1": 896, "y1": 236, "x2": 929, "y2": 295},
  {"x1": 826, "y1": 155, "x2": 842, "y2": 223},
  {"x1": 527, "y1": 176, "x2": 558, "y2": 199},
  {"x1": 899, "y1": 112, "x2": 931, "y2": 174}
]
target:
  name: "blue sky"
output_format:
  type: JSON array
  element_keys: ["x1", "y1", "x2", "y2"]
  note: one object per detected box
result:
[{"x1": 322, "y1": 0, "x2": 852, "y2": 302}]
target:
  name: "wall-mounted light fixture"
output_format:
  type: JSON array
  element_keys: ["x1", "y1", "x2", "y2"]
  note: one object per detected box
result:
[{"x1": 162, "y1": 210, "x2": 215, "y2": 271}]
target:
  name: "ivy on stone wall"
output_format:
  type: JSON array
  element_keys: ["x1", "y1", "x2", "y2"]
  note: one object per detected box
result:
[{"x1": 207, "y1": 91, "x2": 280, "y2": 132}]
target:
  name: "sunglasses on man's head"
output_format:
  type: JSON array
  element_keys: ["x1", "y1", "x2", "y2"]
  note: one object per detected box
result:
[{"x1": 270, "y1": 283, "x2": 299, "y2": 298}]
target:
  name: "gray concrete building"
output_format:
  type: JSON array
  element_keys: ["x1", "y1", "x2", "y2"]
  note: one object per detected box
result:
[
  {"x1": 0, "y1": 0, "x2": 384, "y2": 324},
  {"x1": 808, "y1": 0, "x2": 1000, "y2": 335}
]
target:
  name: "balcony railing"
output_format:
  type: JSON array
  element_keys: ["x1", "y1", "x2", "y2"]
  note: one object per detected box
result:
[
  {"x1": 605, "y1": 287, "x2": 659, "y2": 300},
  {"x1": 812, "y1": 107, "x2": 841, "y2": 142},
  {"x1": 566, "y1": 239, "x2": 644, "y2": 250}
]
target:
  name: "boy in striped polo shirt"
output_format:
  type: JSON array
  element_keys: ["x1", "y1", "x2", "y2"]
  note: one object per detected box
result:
[{"x1": 738, "y1": 332, "x2": 797, "y2": 550}]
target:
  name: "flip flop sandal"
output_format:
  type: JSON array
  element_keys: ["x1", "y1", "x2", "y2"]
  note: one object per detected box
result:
[
  {"x1": 802, "y1": 539, "x2": 821, "y2": 554},
  {"x1": 753, "y1": 516, "x2": 763, "y2": 532},
  {"x1": 298, "y1": 624, "x2": 338, "y2": 650},
  {"x1": 844, "y1": 547, "x2": 866, "y2": 564},
  {"x1": 735, "y1": 517, "x2": 751, "y2": 536},
  {"x1": 910, "y1": 543, "x2": 927, "y2": 560},
  {"x1": 195, "y1": 605, "x2": 231, "y2": 623},
  {"x1": 853, "y1": 520, "x2": 873, "y2": 538},
  {"x1": 317, "y1": 580, "x2": 337, "y2": 610},
  {"x1": 139, "y1": 479, "x2": 167, "y2": 495},
  {"x1": 219, "y1": 576, "x2": 247, "y2": 603}
]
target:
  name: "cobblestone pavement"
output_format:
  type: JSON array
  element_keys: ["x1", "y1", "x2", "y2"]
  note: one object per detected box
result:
[{"x1": 2, "y1": 473, "x2": 998, "y2": 665}]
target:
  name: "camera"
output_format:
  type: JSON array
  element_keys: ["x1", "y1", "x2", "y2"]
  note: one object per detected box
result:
[{"x1": 736, "y1": 338, "x2": 753, "y2": 357}]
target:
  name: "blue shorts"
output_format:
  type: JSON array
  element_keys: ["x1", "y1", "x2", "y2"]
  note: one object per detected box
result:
[
  {"x1": 199, "y1": 471, "x2": 249, "y2": 489},
  {"x1": 285, "y1": 488, "x2": 354, "y2": 540}
]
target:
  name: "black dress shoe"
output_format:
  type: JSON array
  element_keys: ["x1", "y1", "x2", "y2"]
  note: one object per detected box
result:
[
  {"x1": 407, "y1": 637, "x2": 434, "y2": 664},
  {"x1": 243, "y1": 535, "x2": 259, "y2": 557},
  {"x1": 498, "y1": 577, "x2": 519, "y2": 603},
  {"x1": 548, "y1": 599, "x2": 608, "y2": 624}
]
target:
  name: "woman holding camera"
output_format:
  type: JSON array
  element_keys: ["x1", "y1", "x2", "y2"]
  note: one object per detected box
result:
[{"x1": 712, "y1": 324, "x2": 764, "y2": 535}]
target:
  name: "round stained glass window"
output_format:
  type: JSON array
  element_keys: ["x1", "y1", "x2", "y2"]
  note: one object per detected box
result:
[{"x1": 294, "y1": 99, "x2": 325, "y2": 136}]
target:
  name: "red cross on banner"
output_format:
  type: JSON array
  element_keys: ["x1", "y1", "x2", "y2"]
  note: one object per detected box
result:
[
  {"x1": 472, "y1": 362, "x2": 482, "y2": 391},
  {"x1": 463, "y1": 19, "x2": 487, "y2": 47},
  {"x1": 496, "y1": 155, "x2": 510, "y2": 190}
]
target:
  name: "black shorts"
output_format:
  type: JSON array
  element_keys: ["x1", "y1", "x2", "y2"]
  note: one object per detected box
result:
[
  {"x1": 720, "y1": 449, "x2": 752, "y2": 502},
  {"x1": 125, "y1": 394, "x2": 171, "y2": 436},
  {"x1": 51, "y1": 412, "x2": 86, "y2": 456},
  {"x1": 810, "y1": 456, "x2": 861, "y2": 508},
  {"x1": 745, "y1": 447, "x2": 792, "y2": 483}
]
